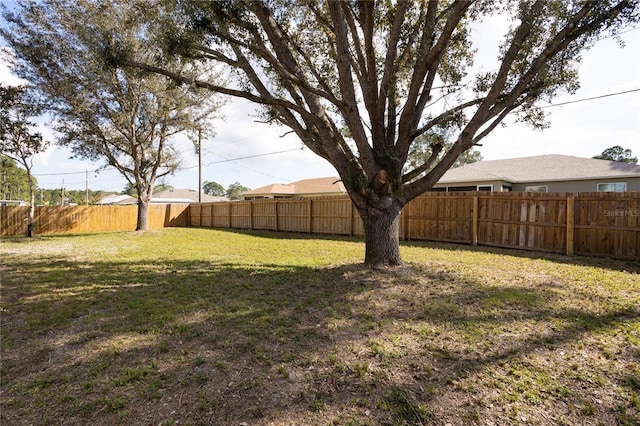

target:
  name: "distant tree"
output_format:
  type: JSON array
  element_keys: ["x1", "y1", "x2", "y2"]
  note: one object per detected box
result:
[
  {"x1": 226, "y1": 182, "x2": 250, "y2": 200},
  {"x1": 0, "y1": 155, "x2": 33, "y2": 201},
  {"x1": 62, "y1": 190, "x2": 87, "y2": 205},
  {"x1": 0, "y1": 84, "x2": 49, "y2": 236},
  {"x1": 203, "y1": 180, "x2": 226, "y2": 196},
  {"x1": 1, "y1": 0, "x2": 223, "y2": 230},
  {"x1": 122, "y1": 183, "x2": 136, "y2": 197},
  {"x1": 593, "y1": 145, "x2": 637, "y2": 164},
  {"x1": 123, "y1": 182, "x2": 173, "y2": 197},
  {"x1": 39, "y1": 188, "x2": 70, "y2": 206}
]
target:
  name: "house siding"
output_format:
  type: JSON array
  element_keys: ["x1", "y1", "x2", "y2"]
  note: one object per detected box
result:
[
  {"x1": 432, "y1": 180, "x2": 513, "y2": 192},
  {"x1": 433, "y1": 177, "x2": 640, "y2": 193},
  {"x1": 512, "y1": 177, "x2": 640, "y2": 193}
]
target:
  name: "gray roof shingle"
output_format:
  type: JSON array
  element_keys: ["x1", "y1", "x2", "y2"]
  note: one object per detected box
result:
[{"x1": 438, "y1": 154, "x2": 640, "y2": 184}]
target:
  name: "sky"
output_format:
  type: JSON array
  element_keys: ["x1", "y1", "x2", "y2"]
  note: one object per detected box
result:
[{"x1": 1, "y1": 13, "x2": 639, "y2": 193}]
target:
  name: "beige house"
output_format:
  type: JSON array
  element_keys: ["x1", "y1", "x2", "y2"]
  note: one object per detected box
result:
[
  {"x1": 242, "y1": 177, "x2": 347, "y2": 200},
  {"x1": 152, "y1": 188, "x2": 228, "y2": 203},
  {"x1": 433, "y1": 155, "x2": 640, "y2": 192},
  {"x1": 98, "y1": 188, "x2": 228, "y2": 205}
]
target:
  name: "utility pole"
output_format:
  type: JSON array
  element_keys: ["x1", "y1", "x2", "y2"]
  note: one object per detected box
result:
[
  {"x1": 85, "y1": 170, "x2": 89, "y2": 205},
  {"x1": 61, "y1": 179, "x2": 65, "y2": 206},
  {"x1": 198, "y1": 129, "x2": 202, "y2": 204}
]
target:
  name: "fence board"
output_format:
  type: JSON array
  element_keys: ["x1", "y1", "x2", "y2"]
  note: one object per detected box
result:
[
  {"x1": 278, "y1": 199, "x2": 309, "y2": 232},
  {"x1": 573, "y1": 192, "x2": 639, "y2": 259},
  {"x1": 229, "y1": 202, "x2": 252, "y2": 229},
  {"x1": 0, "y1": 204, "x2": 189, "y2": 236}
]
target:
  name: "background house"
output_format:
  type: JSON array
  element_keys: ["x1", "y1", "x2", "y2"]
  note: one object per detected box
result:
[
  {"x1": 96, "y1": 194, "x2": 137, "y2": 205},
  {"x1": 98, "y1": 188, "x2": 228, "y2": 205},
  {"x1": 242, "y1": 177, "x2": 347, "y2": 200},
  {"x1": 433, "y1": 154, "x2": 640, "y2": 192},
  {"x1": 152, "y1": 188, "x2": 228, "y2": 203}
]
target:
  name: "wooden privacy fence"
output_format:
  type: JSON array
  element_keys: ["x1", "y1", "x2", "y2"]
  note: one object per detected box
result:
[
  {"x1": 0, "y1": 204, "x2": 190, "y2": 236},
  {"x1": 1, "y1": 193, "x2": 637, "y2": 260},
  {"x1": 191, "y1": 197, "x2": 365, "y2": 236},
  {"x1": 191, "y1": 192, "x2": 639, "y2": 260}
]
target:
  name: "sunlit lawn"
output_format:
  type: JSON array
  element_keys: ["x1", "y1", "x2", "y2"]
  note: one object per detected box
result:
[{"x1": 1, "y1": 228, "x2": 639, "y2": 425}]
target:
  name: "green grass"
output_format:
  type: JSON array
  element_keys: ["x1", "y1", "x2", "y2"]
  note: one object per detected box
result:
[{"x1": 1, "y1": 228, "x2": 639, "y2": 425}]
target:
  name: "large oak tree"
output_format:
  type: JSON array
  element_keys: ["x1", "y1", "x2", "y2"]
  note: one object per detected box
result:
[
  {"x1": 13, "y1": 1, "x2": 638, "y2": 262},
  {"x1": 1, "y1": 0, "x2": 223, "y2": 230}
]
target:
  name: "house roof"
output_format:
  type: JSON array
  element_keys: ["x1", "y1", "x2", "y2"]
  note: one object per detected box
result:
[
  {"x1": 97, "y1": 188, "x2": 228, "y2": 205},
  {"x1": 153, "y1": 188, "x2": 228, "y2": 203},
  {"x1": 96, "y1": 194, "x2": 137, "y2": 205},
  {"x1": 437, "y1": 154, "x2": 640, "y2": 184},
  {"x1": 243, "y1": 176, "x2": 347, "y2": 197}
]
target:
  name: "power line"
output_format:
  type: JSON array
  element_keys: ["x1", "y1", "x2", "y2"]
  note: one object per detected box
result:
[
  {"x1": 28, "y1": 85, "x2": 640, "y2": 178},
  {"x1": 207, "y1": 147, "x2": 304, "y2": 165},
  {"x1": 540, "y1": 87, "x2": 640, "y2": 108},
  {"x1": 33, "y1": 170, "x2": 90, "y2": 176},
  {"x1": 172, "y1": 147, "x2": 303, "y2": 171}
]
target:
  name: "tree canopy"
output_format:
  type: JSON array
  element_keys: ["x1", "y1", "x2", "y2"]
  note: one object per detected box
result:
[
  {"x1": 203, "y1": 180, "x2": 226, "y2": 197},
  {"x1": 0, "y1": 83, "x2": 49, "y2": 236},
  {"x1": 0, "y1": 155, "x2": 34, "y2": 201},
  {"x1": 593, "y1": 145, "x2": 638, "y2": 164},
  {"x1": 226, "y1": 182, "x2": 250, "y2": 200},
  {"x1": 1, "y1": 0, "x2": 224, "y2": 230}
]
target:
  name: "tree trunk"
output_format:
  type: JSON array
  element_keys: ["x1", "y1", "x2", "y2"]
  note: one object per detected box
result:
[
  {"x1": 359, "y1": 202, "x2": 403, "y2": 266},
  {"x1": 26, "y1": 170, "x2": 35, "y2": 237},
  {"x1": 136, "y1": 198, "x2": 149, "y2": 231},
  {"x1": 27, "y1": 200, "x2": 35, "y2": 237}
]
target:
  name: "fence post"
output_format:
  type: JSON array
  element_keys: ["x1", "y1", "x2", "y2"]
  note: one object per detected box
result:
[
  {"x1": 308, "y1": 199, "x2": 313, "y2": 233},
  {"x1": 349, "y1": 199, "x2": 354, "y2": 237},
  {"x1": 566, "y1": 194, "x2": 575, "y2": 256},
  {"x1": 249, "y1": 201, "x2": 253, "y2": 230},
  {"x1": 275, "y1": 199, "x2": 279, "y2": 232},
  {"x1": 472, "y1": 196, "x2": 479, "y2": 246}
]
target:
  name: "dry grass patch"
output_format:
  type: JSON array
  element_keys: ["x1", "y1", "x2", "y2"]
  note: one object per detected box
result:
[{"x1": 1, "y1": 228, "x2": 638, "y2": 425}]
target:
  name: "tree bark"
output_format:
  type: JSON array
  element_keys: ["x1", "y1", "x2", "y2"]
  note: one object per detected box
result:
[
  {"x1": 26, "y1": 169, "x2": 35, "y2": 237},
  {"x1": 358, "y1": 201, "x2": 403, "y2": 267},
  {"x1": 136, "y1": 198, "x2": 149, "y2": 231}
]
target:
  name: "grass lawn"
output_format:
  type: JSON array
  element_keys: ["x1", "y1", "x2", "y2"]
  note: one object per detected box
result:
[{"x1": 1, "y1": 228, "x2": 639, "y2": 425}]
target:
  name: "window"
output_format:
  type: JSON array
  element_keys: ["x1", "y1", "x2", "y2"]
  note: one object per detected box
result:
[
  {"x1": 525, "y1": 185, "x2": 548, "y2": 193},
  {"x1": 597, "y1": 182, "x2": 626, "y2": 192},
  {"x1": 447, "y1": 185, "x2": 478, "y2": 192},
  {"x1": 477, "y1": 185, "x2": 493, "y2": 191},
  {"x1": 501, "y1": 185, "x2": 513, "y2": 192}
]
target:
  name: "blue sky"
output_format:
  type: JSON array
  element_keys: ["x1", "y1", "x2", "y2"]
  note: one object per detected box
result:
[{"x1": 1, "y1": 16, "x2": 638, "y2": 193}]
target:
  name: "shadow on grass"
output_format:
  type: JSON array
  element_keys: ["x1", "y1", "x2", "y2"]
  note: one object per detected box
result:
[
  {"x1": 1, "y1": 251, "x2": 638, "y2": 425},
  {"x1": 192, "y1": 227, "x2": 640, "y2": 273},
  {"x1": 401, "y1": 237, "x2": 640, "y2": 274}
]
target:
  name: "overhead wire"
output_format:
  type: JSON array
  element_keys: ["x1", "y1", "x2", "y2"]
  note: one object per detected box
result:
[{"x1": 30, "y1": 83, "x2": 639, "y2": 184}]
